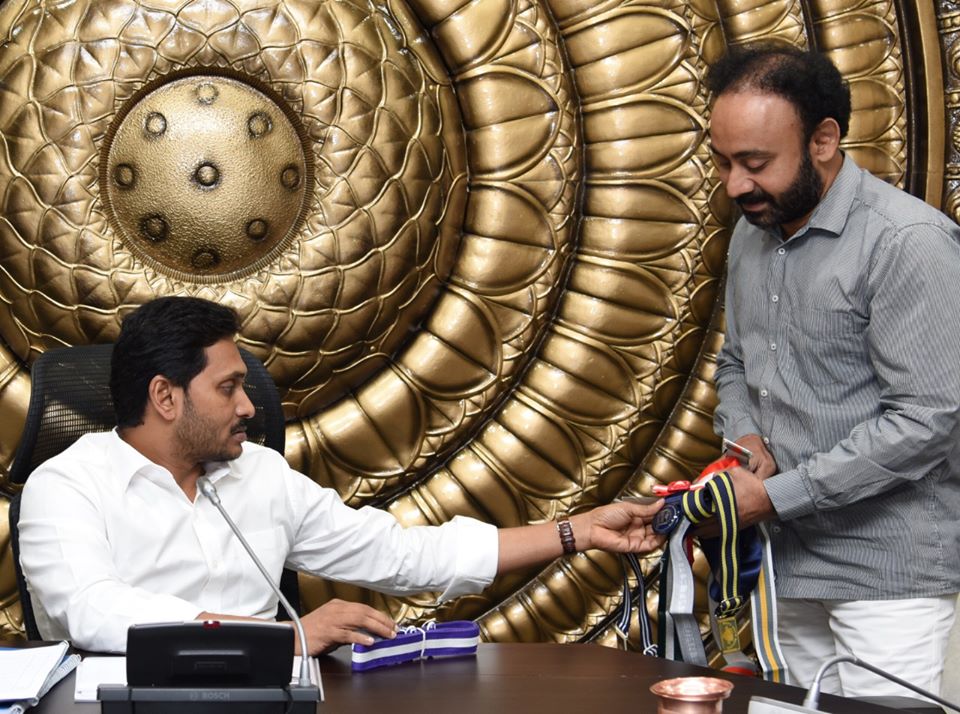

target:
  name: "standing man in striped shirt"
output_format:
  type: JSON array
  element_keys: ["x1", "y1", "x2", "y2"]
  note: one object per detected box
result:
[{"x1": 707, "y1": 45, "x2": 960, "y2": 697}]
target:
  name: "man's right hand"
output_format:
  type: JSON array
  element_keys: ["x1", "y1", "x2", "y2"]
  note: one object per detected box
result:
[
  {"x1": 735, "y1": 434, "x2": 777, "y2": 479},
  {"x1": 294, "y1": 598, "x2": 397, "y2": 655}
]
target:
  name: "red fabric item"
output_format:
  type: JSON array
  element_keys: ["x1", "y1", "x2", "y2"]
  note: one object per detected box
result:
[
  {"x1": 722, "y1": 664, "x2": 760, "y2": 677},
  {"x1": 698, "y1": 455, "x2": 740, "y2": 481}
]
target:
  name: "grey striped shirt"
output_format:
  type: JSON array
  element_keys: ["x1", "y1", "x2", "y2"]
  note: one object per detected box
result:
[{"x1": 714, "y1": 156, "x2": 960, "y2": 599}]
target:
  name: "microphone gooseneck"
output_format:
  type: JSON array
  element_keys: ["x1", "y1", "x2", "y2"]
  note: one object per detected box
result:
[
  {"x1": 802, "y1": 655, "x2": 960, "y2": 712},
  {"x1": 198, "y1": 477, "x2": 311, "y2": 688}
]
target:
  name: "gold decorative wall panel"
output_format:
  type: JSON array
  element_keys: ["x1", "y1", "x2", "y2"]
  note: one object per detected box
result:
[{"x1": 0, "y1": 0, "x2": 954, "y2": 649}]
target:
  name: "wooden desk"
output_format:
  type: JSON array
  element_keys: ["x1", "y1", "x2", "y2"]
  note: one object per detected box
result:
[{"x1": 27, "y1": 642, "x2": 895, "y2": 713}]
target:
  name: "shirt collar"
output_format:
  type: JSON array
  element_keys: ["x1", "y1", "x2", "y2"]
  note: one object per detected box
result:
[
  {"x1": 803, "y1": 153, "x2": 859, "y2": 237},
  {"x1": 107, "y1": 428, "x2": 239, "y2": 490},
  {"x1": 108, "y1": 429, "x2": 159, "y2": 489},
  {"x1": 782, "y1": 154, "x2": 860, "y2": 243}
]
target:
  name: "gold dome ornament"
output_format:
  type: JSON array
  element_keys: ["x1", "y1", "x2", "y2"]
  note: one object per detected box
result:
[{"x1": 100, "y1": 71, "x2": 314, "y2": 281}]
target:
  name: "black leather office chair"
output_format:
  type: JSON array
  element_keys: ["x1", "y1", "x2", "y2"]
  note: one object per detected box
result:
[{"x1": 8, "y1": 343, "x2": 299, "y2": 640}]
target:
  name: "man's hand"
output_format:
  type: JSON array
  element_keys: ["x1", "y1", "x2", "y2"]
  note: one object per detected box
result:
[
  {"x1": 497, "y1": 499, "x2": 665, "y2": 573},
  {"x1": 735, "y1": 434, "x2": 777, "y2": 479},
  {"x1": 692, "y1": 466, "x2": 777, "y2": 537},
  {"x1": 728, "y1": 466, "x2": 776, "y2": 526},
  {"x1": 294, "y1": 598, "x2": 397, "y2": 656},
  {"x1": 570, "y1": 499, "x2": 666, "y2": 554}
]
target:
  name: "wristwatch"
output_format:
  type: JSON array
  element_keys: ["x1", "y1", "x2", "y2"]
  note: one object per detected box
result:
[{"x1": 556, "y1": 518, "x2": 577, "y2": 554}]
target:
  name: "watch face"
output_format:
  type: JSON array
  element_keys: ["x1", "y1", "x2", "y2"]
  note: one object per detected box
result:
[{"x1": 652, "y1": 502, "x2": 681, "y2": 535}]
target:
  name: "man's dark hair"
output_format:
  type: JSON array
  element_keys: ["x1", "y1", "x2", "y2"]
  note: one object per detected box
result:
[
  {"x1": 111, "y1": 296, "x2": 241, "y2": 428},
  {"x1": 705, "y1": 44, "x2": 851, "y2": 140}
]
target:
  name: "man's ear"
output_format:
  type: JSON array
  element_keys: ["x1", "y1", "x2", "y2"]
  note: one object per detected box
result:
[
  {"x1": 809, "y1": 117, "x2": 841, "y2": 163},
  {"x1": 147, "y1": 375, "x2": 180, "y2": 423}
]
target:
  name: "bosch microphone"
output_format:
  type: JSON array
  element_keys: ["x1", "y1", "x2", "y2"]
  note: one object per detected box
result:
[
  {"x1": 749, "y1": 655, "x2": 960, "y2": 714},
  {"x1": 198, "y1": 477, "x2": 312, "y2": 689}
]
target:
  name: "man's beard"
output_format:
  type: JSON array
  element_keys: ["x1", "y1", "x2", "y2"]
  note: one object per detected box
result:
[
  {"x1": 737, "y1": 149, "x2": 823, "y2": 231},
  {"x1": 175, "y1": 394, "x2": 246, "y2": 463}
]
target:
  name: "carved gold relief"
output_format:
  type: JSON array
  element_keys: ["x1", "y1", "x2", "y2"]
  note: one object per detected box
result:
[
  {"x1": 0, "y1": 498, "x2": 24, "y2": 640},
  {"x1": 942, "y1": 4, "x2": 960, "y2": 223},
  {"x1": 0, "y1": 0, "x2": 952, "y2": 649}
]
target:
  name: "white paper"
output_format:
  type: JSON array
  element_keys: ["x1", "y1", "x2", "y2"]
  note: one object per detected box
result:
[
  {"x1": 73, "y1": 657, "x2": 126, "y2": 703},
  {"x1": 74, "y1": 655, "x2": 322, "y2": 702},
  {"x1": 0, "y1": 642, "x2": 69, "y2": 702}
]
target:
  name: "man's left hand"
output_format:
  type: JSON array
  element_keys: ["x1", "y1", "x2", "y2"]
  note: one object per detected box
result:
[{"x1": 571, "y1": 499, "x2": 666, "y2": 554}]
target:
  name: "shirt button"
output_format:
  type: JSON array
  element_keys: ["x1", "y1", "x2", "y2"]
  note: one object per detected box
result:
[
  {"x1": 771, "y1": 525, "x2": 782, "y2": 534},
  {"x1": 769, "y1": 343, "x2": 777, "y2": 351},
  {"x1": 777, "y1": 248, "x2": 786, "y2": 256},
  {"x1": 771, "y1": 295, "x2": 779, "y2": 303},
  {"x1": 760, "y1": 389, "x2": 768, "y2": 397},
  {"x1": 762, "y1": 436, "x2": 770, "y2": 445}
]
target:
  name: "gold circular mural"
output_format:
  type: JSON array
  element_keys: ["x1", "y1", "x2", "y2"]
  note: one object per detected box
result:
[{"x1": 0, "y1": 0, "x2": 955, "y2": 649}]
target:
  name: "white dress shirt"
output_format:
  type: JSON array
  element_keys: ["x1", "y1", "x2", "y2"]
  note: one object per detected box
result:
[{"x1": 18, "y1": 430, "x2": 499, "y2": 652}]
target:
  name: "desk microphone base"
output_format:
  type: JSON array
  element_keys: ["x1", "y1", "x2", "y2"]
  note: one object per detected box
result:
[{"x1": 98, "y1": 683, "x2": 321, "y2": 713}]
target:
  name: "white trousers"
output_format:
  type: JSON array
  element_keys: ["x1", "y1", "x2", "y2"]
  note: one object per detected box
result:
[{"x1": 776, "y1": 595, "x2": 957, "y2": 698}]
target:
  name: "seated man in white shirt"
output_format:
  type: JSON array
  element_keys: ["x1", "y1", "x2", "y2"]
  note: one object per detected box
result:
[{"x1": 18, "y1": 296, "x2": 665, "y2": 654}]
